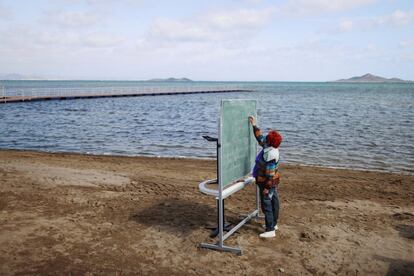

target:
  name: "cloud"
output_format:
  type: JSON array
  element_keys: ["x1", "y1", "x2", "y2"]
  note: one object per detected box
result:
[
  {"x1": 339, "y1": 20, "x2": 354, "y2": 32},
  {"x1": 376, "y1": 9, "x2": 414, "y2": 27},
  {"x1": 0, "y1": 1, "x2": 12, "y2": 20},
  {"x1": 82, "y1": 33, "x2": 125, "y2": 47},
  {"x1": 205, "y1": 9, "x2": 273, "y2": 29},
  {"x1": 330, "y1": 9, "x2": 414, "y2": 34},
  {"x1": 0, "y1": 24, "x2": 124, "y2": 50},
  {"x1": 61, "y1": 0, "x2": 142, "y2": 7},
  {"x1": 280, "y1": 0, "x2": 376, "y2": 16},
  {"x1": 133, "y1": 8, "x2": 277, "y2": 74},
  {"x1": 400, "y1": 38, "x2": 414, "y2": 48},
  {"x1": 146, "y1": 8, "x2": 274, "y2": 45},
  {"x1": 41, "y1": 10, "x2": 102, "y2": 28},
  {"x1": 149, "y1": 19, "x2": 211, "y2": 43},
  {"x1": 245, "y1": 0, "x2": 263, "y2": 4}
]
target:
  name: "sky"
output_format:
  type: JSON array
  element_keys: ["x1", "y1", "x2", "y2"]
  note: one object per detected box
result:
[{"x1": 0, "y1": 0, "x2": 413, "y2": 81}]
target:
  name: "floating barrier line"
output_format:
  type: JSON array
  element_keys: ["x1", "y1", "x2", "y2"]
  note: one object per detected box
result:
[{"x1": 0, "y1": 86, "x2": 253, "y2": 104}]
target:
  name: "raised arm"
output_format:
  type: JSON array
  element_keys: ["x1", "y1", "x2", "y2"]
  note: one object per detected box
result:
[{"x1": 249, "y1": 116, "x2": 266, "y2": 147}]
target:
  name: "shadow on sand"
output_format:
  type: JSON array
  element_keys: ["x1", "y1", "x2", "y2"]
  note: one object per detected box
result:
[
  {"x1": 375, "y1": 255, "x2": 414, "y2": 276},
  {"x1": 395, "y1": 224, "x2": 414, "y2": 240},
  {"x1": 129, "y1": 198, "x2": 217, "y2": 236}
]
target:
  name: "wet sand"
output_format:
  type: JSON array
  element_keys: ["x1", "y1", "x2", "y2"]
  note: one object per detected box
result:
[{"x1": 0, "y1": 150, "x2": 413, "y2": 275}]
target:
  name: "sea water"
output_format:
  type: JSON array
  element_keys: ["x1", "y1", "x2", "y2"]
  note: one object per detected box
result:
[{"x1": 0, "y1": 80, "x2": 413, "y2": 174}]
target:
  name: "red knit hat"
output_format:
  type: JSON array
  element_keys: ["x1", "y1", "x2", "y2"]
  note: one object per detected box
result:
[{"x1": 266, "y1": 130, "x2": 282, "y2": 148}]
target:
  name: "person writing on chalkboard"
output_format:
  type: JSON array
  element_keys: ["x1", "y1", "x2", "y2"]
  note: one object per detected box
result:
[{"x1": 249, "y1": 116, "x2": 282, "y2": 238}]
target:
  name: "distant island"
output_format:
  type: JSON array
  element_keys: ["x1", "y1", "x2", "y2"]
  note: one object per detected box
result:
[
  {"x1": 147, "y1": 77, "x2": 193, "y2": 82},
  {"x1": 0, "y1": 74, "x2": 194, "y2": 82},
  {"x1": 333, "y1": 73, "x2": 412, "y2": 83}
]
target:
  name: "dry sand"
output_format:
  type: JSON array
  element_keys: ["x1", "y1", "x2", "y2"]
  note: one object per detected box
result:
[{"x1": 0, "y1": 149, "x2": 413, "y2": 275}]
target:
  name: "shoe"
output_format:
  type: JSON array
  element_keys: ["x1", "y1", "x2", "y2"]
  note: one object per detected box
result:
[
  {"x1": 263, "y1": 224, "x2": 279, "y2": 231},
  {"x1": 259, "y1": 230, "x2": 276, "y2": 238}
]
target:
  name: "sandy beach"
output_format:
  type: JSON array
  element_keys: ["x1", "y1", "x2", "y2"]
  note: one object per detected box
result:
[{"x1": 0, "y1": 149, "x2": 413, "y2": 275}]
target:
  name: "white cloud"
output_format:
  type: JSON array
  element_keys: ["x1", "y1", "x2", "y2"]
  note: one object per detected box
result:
[
  {"x1": 82, "y1": 33, "x2": 125, "y2": 47},
  {"x1": 245, "y1": 0, "x2": 263, "y2": 4},
  {"x1": 376, "y1": 9, "x2": 414, "y2": 27},
  {"x1": 205, "y1": 9, "x2": 273, "y2": 29},
  {"x1": 0, "y1": 1, "x2": 12, "y2": 20},
  {"x1": 330, "y1": 9, "x2": 414, "y2": 34},
  {"x1": 280, "y1": 0, "x2": 376, "y2": 16},
  {"x1": 35, "y1": 31, "x2": 80, "y2": 46},
  {"x1": 149, "y1": 19, "x2": 211, "y2": 42},
  {"x1": 0, "y1": 24, "x2": 124, "y2": 50},
  {"x1": 400, "y1": 38, "x2": 414, "y2": 48},
  {"x1": 146, "y1": 8, "x2": 274, "y2": 45},
  {"x1": 339, "y1": 20, "x2": 354, "y2": 32},
  {"x1": 61, "y1": 0, "x2": 143, "y2": 8},
  {"x1": 41, "y1": 10, "x2": 102, "y2": 28}
]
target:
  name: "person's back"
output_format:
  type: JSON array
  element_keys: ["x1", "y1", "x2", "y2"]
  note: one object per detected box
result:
[{"x1": 249, "y1": 116, "x2": 282, "y2": 238}]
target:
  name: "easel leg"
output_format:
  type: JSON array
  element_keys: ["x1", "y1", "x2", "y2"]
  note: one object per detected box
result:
[
  {"x1": 209, "y1": 199, "x2": 232, "y2": 238},
  {"x1": 200, "y1": 197, "x2": 242, "y2": 255},
  {"x1": 199, "y1": 243, "x2": 242, "y2": 255},
  {"x1": 255, "y1": 185, "x2": 264, "y2": 220}
]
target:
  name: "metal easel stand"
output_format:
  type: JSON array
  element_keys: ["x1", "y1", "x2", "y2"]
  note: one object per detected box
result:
[
  {"x1": 199, "y1": 135, "x2": 260, "y2": 255},
  {"x1": 199, "y1": 181, "x2": 259, "y2": 255}
]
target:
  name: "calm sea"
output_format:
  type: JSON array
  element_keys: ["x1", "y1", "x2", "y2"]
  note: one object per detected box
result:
[{"x1": 1, "y1": 80, "x2": 413, "y2": 174}]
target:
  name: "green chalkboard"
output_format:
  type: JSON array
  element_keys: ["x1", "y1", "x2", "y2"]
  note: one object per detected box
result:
[{"x1": 219, "y1": 100, "x2": 257, "y2": 188}]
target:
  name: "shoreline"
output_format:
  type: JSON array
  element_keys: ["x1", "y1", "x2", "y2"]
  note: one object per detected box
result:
[
  {"x1": 0, "y1": 149, "x2": 413, "y2": 275},
  {"x1": 1, "y1": 148, "x2": 412, "y2": 177}
]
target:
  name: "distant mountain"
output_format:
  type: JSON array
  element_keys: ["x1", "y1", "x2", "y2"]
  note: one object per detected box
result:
[
  {"x1": 333, "y1": 73, "x2": 412, "y2": 83},
  {"x1": 147, "y1": 77, "x2": 193, "y2": 82},
  {"x1": 0, "y1": 73, "x2": 46, "y2": 80}
]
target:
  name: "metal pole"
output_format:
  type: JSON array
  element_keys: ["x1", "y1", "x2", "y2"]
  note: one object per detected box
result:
[
  {"x1": 217, "y1": 105, "x2": 224, "y2": 248},
  {"x1": 1, "y1": 86, "x2": 4, "y2": 98},
  {"x1": 218, "y1": 196, "x2": 224, "y2": 247}
]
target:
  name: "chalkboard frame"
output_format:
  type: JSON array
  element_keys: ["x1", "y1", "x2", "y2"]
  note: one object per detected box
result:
[{"x1": 218, "y1": 99, "x2": 257, "y2": 191}]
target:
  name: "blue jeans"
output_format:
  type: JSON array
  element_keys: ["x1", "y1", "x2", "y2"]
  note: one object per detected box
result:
[{"x1": 259, "y1": 185, "x2": 280, "y2": 232}]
